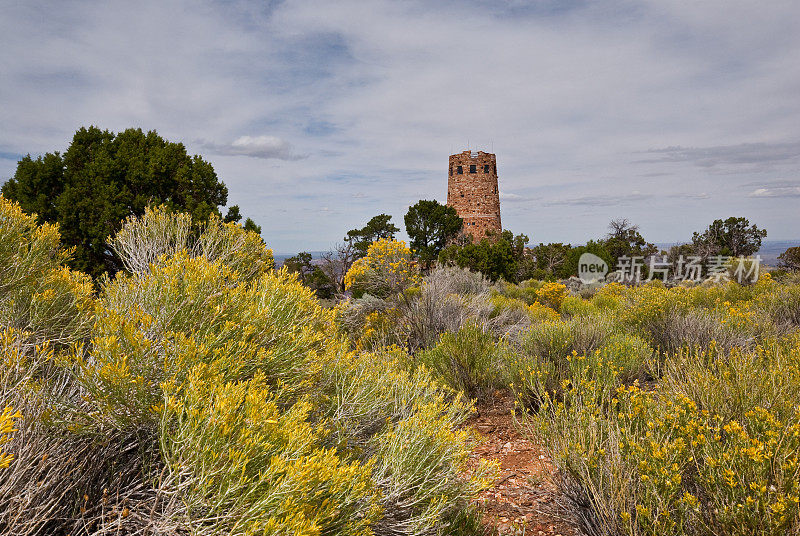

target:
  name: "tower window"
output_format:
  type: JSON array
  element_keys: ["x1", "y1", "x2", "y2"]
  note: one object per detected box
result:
[
  {"x1": 449, "y1": 167, "x2": 452, "y2": 176},
  {"x1": 484, "y1": 164, "x2": 490, "y2": 173},
  {"x1": 469, "y1": 165, "x2": 476, "y2": 173},
  {"x1": 457, "y1": 165, "x2": 463, "y2": 174}
]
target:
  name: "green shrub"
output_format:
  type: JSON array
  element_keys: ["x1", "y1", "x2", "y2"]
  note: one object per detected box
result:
[
  {"x1": 498, "y1": 279, "x2": 543, "y2": 305},
  {"x1": 322, "y1": 347, "x2": 496, "y2": 535},
  {"x1": 0, "y1": 196, "x2": 94, "y2": 347},
  {"x1": 511, "y1": 314, "x2": 616, "y2": 401},
  {"x1": 523, "y1": 340, "x2": 800, "y2": 536},
  {"x1": 419, "y1": 323, "x2": 503, "y2": 400},
  {"x1": 0, "y1": 206, "x2": 491, "y2": 536},
  {"x1": 757, "y1": 283, "x2": 800, "y2": 331},
  {"x1": 488, "y1": 293, "x2": 552, "y2": 326},
  {"x1": 561, "y1": 295, "x2": 596, "y2": 317},
  {"x1": 372, "y1": 400, "x2": 494, "y2": 535},
  {"x1": 489, "y1": 292, "x2": 530, "y2": 317}
]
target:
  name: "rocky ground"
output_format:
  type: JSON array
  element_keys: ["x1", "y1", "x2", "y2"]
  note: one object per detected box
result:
[{"x1": 466, "y1": 392, "x2": 577, "y2": 536}]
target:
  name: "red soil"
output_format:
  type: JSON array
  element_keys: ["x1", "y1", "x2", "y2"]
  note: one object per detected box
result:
[{"x1": 466, "y1": 392, "x2": 577, "y2": 536}]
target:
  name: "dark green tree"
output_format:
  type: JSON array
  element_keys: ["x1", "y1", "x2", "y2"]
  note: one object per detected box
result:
[
  {"x1": 2, "y1": 126, "x2": 258, "y2": 278},
  {"x1": 305, "y1": 268, "x2": 335, "y2": 300},
  {"x1": 522, "y1": 242, "x2": 573, "y2": 280},
  {"x1": 404, "y1": 200, "x2": 462, "y2": 268},
  {"x1": 562, "y1": 240, "x2": 613, "y2": 278},
  {"x1": 345, "y1": 214, "x2": 400, "y2": 258},
  {"x1": 778, "y1": 247, "x2": 800, "y2": 272},
  {"x1": 603, "y1": 218, "x2": 657, "y2": 265},
  {"x1": 438, "y1": 230, "x2": 529, "y2": 282},
  {"x1": 223, "y1": 205, "x2": 261, "y2": 234},
  {"x1": 3, "y1": 152, "x2": 64, "y2": 223},
  {"x1": 664, "y1": 243, "x2": 696, "y2": 266},
  {"x1": 692, "y1": 217, "x2": 767, "y2": 258},
  {"x1": 284, "y1": 251, "x2": 335, "y2": 299},
  {"x1": 284, "y1": 252, "x2": 315, "y2": 285},
  {"x1": 242, "y1": 217, "x2": 261, "y2": 235},
  {"x1": 223, "y1": 205, "x2": 242, "y2": 223}
]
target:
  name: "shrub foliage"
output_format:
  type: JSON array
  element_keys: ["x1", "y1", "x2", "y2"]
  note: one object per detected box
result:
[{"x1": 0, "y1": 196, "x2": 490, "y2": 536}]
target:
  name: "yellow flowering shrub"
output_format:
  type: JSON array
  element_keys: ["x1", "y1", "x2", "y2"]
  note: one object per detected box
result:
[
  {"x1": 592, "y1": 281, "x2": 627, "y2": 310},
  {"x1": 560, "y1": 294, "x2": 596, "y2": 317},
  {"x1": 535, "y1": 281, "x2": 569, "y2": 311},
  {"x1": 78, "y1": 254, "x2": 331, "y2": 428},
  {"x1": 509, "y1": 329, "x2": 648, "y2": 414},
  {"x1": 509, "y1": 279, "x2": 800, "y2": 534},
  {"x1": 0, "y1": 196, "x2": 489, "y2": 535},
  {"x1": 523, "y1": 336, "x2": 800, "y2": 536},
  {"x1": 77, "y1": 240, "x2": 486, "y2": 534},
  {"x1": 344, "y1": 238, "x2": 420, "y2": 298},
  {"x1": 352, "y1": 308, "x2": 406, "y2": 352},
  {"x1": 0, "y1": 327, "x2": 59, "y2": 395},
  {"x1": 0, "y1": 195, "x2": 94, "y2": 346},
  {"x1": 605, "y1": 283, "x2": 763, "y2": 354},
  {"x1": 528, "y1": 300, "x2": 562, "y2": 322},
  {"x1": 507, "y1": 313, "x2": 621, "y2": 408},
  {"x1": 0, "y1": 406, "x2": 21, "y2": 469},
  {"x1": 162, "y1": 366, "x2": 381, "y2": 536},
  {"x1": 111, "y1": 204, "x2": 274, "y2": 280},
  {"x1": 489, "y1": 293, "x2": 560, "y2": 324},
  {"x1": 617, "y1": 284, "x2": 691, "y2": 332}
]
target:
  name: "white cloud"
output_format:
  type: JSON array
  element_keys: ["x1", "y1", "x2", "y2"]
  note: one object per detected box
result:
[
  {"x1": 749, "y1": 186, "x2": 800, "y2": 198},
  {"x1": 1, "y1": 0, "x2": 800, "y2": 249},
  {"x1": 200, "y1": 136, "x2": 306, "y2": 160}
]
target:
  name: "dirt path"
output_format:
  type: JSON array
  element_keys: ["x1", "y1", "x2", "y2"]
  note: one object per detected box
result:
[{"x1": 466, "y1": 392, "x2": 576, "y2": 536}]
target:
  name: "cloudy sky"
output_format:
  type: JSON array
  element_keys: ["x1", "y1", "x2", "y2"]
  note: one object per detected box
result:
[{"x1": 2, "y1": 0, "x2": 799, "y2": 253}]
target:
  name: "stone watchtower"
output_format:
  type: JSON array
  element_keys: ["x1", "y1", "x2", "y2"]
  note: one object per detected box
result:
[{"x1": 447, "y1": 150, "x2": 502, "y2": 242}]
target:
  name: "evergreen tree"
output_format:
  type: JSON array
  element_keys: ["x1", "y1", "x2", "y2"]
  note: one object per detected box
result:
[
  {"x1": 345, "y1": 214, "x2": 400, "y2": 258},
  {"x1": 404, "y1": 200, "x2": 462, "y2": 268},
  {"x1": 2, "y1": 126, "x2": 258, "y2": 278}
]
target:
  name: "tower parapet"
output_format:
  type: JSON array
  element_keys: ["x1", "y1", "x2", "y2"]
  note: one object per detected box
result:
[{"x1": 446, "y1": 150, "x2": 502, "y2": 241}]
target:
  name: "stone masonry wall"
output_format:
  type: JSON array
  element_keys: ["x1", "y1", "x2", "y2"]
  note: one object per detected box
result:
[{"x1": 447, "y1": 150, "x2": 502, "y2": 242}]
